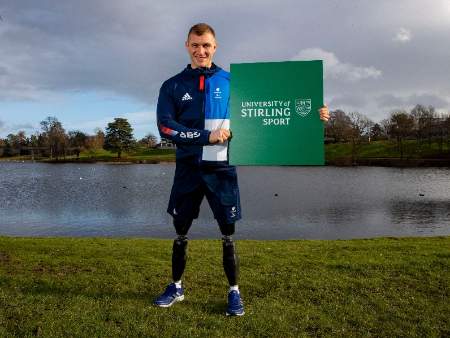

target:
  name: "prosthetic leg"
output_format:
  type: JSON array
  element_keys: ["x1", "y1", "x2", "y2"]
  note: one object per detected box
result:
[{"x1": 172, "y1": 218, "x2": 192, "y2": 282}]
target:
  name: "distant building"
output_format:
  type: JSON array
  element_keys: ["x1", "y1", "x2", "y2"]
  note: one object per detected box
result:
[{"x1": 158, "y1": 138, "x2": 176, "y2": 149}]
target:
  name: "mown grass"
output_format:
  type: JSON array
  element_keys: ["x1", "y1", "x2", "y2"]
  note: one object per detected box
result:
[
  {"x1": 77, "y1": 148, "x2": 176, "y2": 163},
  {"x1": 0, "y1": 236, "x2": 449, "y2": 337}
]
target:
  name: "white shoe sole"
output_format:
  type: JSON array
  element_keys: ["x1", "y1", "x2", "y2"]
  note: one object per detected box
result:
[
  {"x1": 154, "y1": 294, "x2": 184, "y2": 308},
  {"x1": 226, "y1": 310, "x2": 245, "y2": 316}
]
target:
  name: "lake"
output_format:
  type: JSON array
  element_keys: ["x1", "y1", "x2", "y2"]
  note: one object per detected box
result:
[{"x1": 0, "y1": 162, "x2": 449, "y2": 239}]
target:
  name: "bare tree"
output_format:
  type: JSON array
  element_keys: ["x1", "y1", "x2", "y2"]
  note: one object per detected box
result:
[
  {"x1": 410, "y1": 104, "x2": 436, "y2": 145},
  {"x1": 388, "y1": 110, "x2": 414, "y2": 159},
  {"x1": 348, "y1": 112, "x2": 373, "y2": 163},
  {"x1": 40, "y1": 117, "x2": 67, "y2": 160},
  {"x1": 326, "y1": 109, "x2": 352, "y2": 143}
]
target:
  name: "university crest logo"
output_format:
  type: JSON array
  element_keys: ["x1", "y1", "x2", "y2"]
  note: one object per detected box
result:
[{"x1": 295, "y1": 99, "x2": 312, "y2": 117}]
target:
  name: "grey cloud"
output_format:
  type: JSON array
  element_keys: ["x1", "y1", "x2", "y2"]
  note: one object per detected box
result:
[
  {"x1": 406, "y1": 94, "x2": 448, "y2": 108},
  {"x1": 329, "y1": 94, "x2": 368, "y2": 110},
  {"x1": 377, "y1": 93, "x2": 448, "y2": 109},
  {"x1": 378, "y1": 94, "x2": 406, "y2": 108},
  {"x1": 1, "y1": 0, "x2": 450, "y2": 123}
]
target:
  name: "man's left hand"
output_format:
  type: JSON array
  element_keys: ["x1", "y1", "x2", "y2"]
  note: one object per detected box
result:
[{"x1": 319, "y1": 104, "x2": 330, "y2": 122}]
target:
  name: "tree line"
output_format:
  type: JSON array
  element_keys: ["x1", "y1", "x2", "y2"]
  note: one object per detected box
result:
[
  {"x1": 326, "y1": 104, "x2": 450, "y2": 160},
  {"x1": 2, "y1": 104, "x2": 450, "y2": 160},
  {"x1": 0, "y1": 117, "x2": 158, "y2": 160}
]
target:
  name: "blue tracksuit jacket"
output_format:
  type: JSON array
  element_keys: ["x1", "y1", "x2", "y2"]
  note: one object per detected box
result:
[{"x1": 157, "y1": 63, "x2": 231, "y2": 165}]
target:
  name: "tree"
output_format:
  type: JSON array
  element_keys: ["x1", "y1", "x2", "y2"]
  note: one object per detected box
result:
[
  {"x1": 85, "y1": 128, "x2": 105, "y2": 159},
  {"x1": 370, "y1": 123, "x2": 386, "y2": 141},
  {"x1": 139, "y1": 133, "x2": 158, "y2": 148},
  {"x1": 103, "y1": 118, "x2": 135, "y2": 158},
  {"x1": 40, "y1": 116, "x2": 67, "y2": 160},
  {"x1": 68, "y1": 130, "x2": 87, "y2": 159},
  {"x1": 388, "y1": 111, "x2": 414, "y2": 159},
  {"x1": 6, "y1": 133, "x2": 21, "y2": 156},
  {"x1": 410, "y1": 104, "x2": 436, "y2": 145},
  {"x1": 325, "y1": 109, "x2": 352, "y2": 142},
  {"x1": 444, "y1": 114, "x2": 450, "y2": 154},
  {"x1": 348, "y1": 112, "x2": 373, "y2": 162},
  {"x1": 0, "y1": 138, "x2": 5, "y2": 157},
  {"x1": 28, "y1": 133, "x2": 40, "y2": 160}
]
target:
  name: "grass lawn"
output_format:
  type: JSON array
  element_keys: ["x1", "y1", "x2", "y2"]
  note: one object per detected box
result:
[
  {"x1": 75, "y1": 148, "x2": 176, "y2": 163},
  {"x1": 325, "y1": 140, "x2": 450, "y2": 162},
  {"x1": 0, "y1": 236, "x2": 449, "y2": 337}
]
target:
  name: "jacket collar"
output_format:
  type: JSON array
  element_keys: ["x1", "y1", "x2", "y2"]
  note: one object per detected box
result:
[{"x1": 184, "y1": 63, "x2": 221, "y2": 77}]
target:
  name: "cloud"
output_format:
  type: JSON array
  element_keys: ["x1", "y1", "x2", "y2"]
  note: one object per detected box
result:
[
  {"x1": 393, "y1": 28, "x2": 412, "y2": 43},
  {"x1": 72, "y1": 110, "x2": 157, "y2": 137},
  {"x1": 377, "y1": 93, "x2": 448, "y2": 109},
  {"x1": 329, "y1": 94, "x2": 368, "y2": 110},
  {"x1": 11, "y1": 123, "x2": 34, "y2": 130},
  {"x1": 291, "y1": 48, "x2": 382, "y2": 82}
]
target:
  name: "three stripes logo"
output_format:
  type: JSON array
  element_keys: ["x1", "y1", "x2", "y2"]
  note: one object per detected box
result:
[{"x1": 182, "y1": 92, "x2": 192, "y2": 101}]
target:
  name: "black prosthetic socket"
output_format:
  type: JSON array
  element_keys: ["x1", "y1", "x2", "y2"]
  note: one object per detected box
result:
[
  {"x1": 171, "y1": 219, "x2": 192, "y2": 282},
  {"x1": 222, "y1": 234, "x2": 239, "y2": 286}
]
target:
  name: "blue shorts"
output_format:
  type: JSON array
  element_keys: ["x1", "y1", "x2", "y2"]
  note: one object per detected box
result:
[{"x1": 167, "y1": 164, "x2": 241, "y2": 224}]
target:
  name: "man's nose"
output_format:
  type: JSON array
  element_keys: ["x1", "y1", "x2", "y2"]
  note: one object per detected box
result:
[{"x1": 198, "y1": 46, "x2": 206, "y2": 55}]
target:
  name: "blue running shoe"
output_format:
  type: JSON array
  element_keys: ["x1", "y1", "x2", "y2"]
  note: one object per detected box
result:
[
  {"x1": 226, "y1": 290, "x2": 245, "y2": 316},
  {"x1": 154, "y1": 283, "x2": 184, "y2": 307}
]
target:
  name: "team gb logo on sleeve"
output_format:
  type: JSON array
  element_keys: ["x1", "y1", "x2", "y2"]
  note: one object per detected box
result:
[{"x1": 295, "y1": 99, "x2": 312, "y2": 117}]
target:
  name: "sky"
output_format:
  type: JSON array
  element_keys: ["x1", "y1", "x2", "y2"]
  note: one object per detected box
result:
[{"x1": 1, "y1": 0, "x2": 450, "y2": 139}]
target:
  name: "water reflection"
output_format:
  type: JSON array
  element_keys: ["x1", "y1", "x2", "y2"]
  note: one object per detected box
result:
[{"x1": 389, "y1": 200, "x2": 450, "y2": 226}]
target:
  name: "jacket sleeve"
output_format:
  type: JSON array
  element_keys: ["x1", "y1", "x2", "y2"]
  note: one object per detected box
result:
[{"x1": 157, "y1": 81, "x2": 210, "y2": 146}]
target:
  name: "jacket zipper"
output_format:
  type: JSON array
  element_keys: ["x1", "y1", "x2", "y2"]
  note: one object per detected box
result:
[{"x1": 200, "y1": 74, "x2": 205, "y2": 164}]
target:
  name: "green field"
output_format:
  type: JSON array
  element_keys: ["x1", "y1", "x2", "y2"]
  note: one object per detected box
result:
[
  {"x1": 77, "y1": 148, "x2": 176, "y2": 163},
  {"x1": 1, "y1": 236, "x2": 449, "y2": 337},
  {"x1": 325, "y1": 140, "x2": 450, "y2": 163}
]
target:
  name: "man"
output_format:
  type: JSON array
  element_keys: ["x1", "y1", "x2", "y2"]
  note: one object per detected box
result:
[{"x1": 154, "y1": 23, "x2": 329, "y2": 316}]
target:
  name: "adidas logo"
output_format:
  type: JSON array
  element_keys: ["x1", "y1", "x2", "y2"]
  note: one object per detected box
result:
[{"x1": 182, "y1": 92, "x2": 192, "y2": 101}]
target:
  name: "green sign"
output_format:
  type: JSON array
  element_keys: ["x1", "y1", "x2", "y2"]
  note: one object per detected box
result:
[{"x1": 229, "y1": 60, "x2": 324, "y2": 165}]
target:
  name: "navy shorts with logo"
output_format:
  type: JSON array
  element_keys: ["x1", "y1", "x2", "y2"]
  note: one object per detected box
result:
[{"x1": 167, "y1": 163, "x2": 241, "y2": 225}]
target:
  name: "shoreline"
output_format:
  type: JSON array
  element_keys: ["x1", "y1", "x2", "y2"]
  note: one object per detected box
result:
[{"x1": 2, "y1": 157, "x2": 450, "y2": 167}]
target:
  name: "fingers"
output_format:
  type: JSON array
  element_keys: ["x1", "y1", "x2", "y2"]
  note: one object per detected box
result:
[
  {"x1": 318, "y1": 104, "x2": 330, "y2": 122},
  {"x1": 221, "y1": 129, "x2": 230, "y2": 139},
  {"x1": 209, "y1": 129, "x2": 231, "y2": 144}
]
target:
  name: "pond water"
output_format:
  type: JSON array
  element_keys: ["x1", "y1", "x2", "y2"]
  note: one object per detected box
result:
[{"x1": 0, "y1": 162, "x2": 449, "y2": 239}]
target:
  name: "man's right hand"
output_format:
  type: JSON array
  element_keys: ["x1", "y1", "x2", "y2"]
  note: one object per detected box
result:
[{"x1": 209, "y1": 129, "x2": 231, "y2": 144}]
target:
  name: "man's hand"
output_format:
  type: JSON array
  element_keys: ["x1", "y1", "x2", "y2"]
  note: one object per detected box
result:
[
  {"x1": 209, "y1": 128, "x2": 231, "y2": 144},
  {"x1": 319, "y1": 104, "x2": 330, "y2": 122}
]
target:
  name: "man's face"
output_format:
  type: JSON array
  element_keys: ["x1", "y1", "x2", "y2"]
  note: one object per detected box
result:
[{"x1": 185, "y1": 32, "x2": 216, "y2": 69}]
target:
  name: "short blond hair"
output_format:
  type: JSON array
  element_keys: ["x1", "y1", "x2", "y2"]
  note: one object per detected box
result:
[{"x1": 187, "y1": 23, "x2": 215, "y2": 40}]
